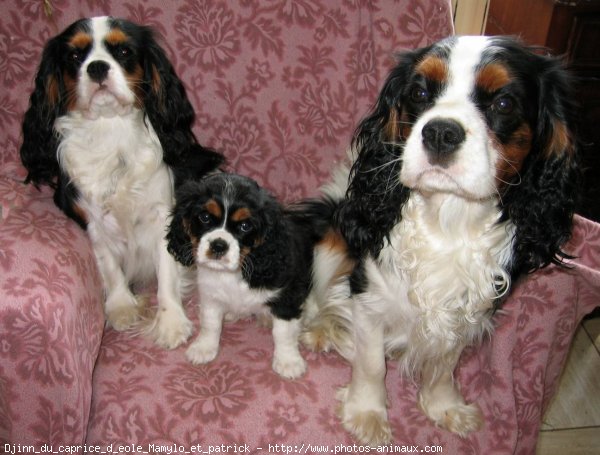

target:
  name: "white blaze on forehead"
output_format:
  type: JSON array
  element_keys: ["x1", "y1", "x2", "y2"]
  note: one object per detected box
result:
[
  {"x1": 439, "y1": 36, "x2": 491, "y2": 105},
  {"x1": 89, "y1": 17, "x2": 112, "y2": 59}
]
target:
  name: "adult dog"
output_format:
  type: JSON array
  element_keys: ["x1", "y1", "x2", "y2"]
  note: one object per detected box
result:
[
  {"x1": 303, "y1": 35, "x2": 579, "y2": 444},
  {"x1": 20, "y1": 17, "x2": 223, "y2": 348}
]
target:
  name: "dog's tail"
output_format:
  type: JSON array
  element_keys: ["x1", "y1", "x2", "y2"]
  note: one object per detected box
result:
[
  {"x1": 292, "y1": 197, "x2": 356, "y2": 361},
  {"x1": 170, "y1": 144, "x2": 225, "y2": 188},
  {"x1": 285, "y1": 195, "x2": 340, "y2": 243},
  {"x1": 286, "y1": 159, "x2": 352, "y2": 242}
]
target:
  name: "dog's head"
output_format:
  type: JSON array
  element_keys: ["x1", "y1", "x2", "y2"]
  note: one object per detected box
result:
[
  {"x1": 20, "y1": 16, "x2": 220, "y2": 188},
  {"x1": 344, "y1": 35, "x2": 579, "y2": 274},
  {"x1": 167, "y1": 174, "x2": 284, "y2": 273}
]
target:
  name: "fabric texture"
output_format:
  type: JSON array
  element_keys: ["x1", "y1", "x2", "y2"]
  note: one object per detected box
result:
[{"x1": 1, "y1": 1, "x2": 599, "y2": 453}]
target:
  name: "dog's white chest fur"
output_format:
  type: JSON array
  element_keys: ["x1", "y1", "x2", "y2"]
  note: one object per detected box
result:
[
  {"x1": 370, "y1": 192, "x2": 514, "y2": 365},
  {"x1": 55, "y1": 109, "x2": 174, "y2": 281},
  {"x1": 189, "y1": 255, "x2": 305, "y2": 380},
  {"x1": 56, "y1": 109, "x2": 169, "y2": 206},
  {"x1": 196, "y1": 268, "x2": 280, "y2": 318}
]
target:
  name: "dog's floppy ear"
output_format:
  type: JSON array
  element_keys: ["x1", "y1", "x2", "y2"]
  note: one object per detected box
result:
[
  {"x1": 337, "y1": 50, "x2": 425, "y2": 259},
  {"x1": 20, "y1": 34, "x2": 67, "y2": 188},
  {"x1": 502, "y1": 52, "x2": 580, "y2": 277},
  {"x1": 166, "y1": 183, "x2": 200, "y2": 267},
  {"x1": 140, "y1": 29, "x2": 224, "y2": 185},
  {"x1": 241, "y1": 188, "x2": 288, "y2": 285}
]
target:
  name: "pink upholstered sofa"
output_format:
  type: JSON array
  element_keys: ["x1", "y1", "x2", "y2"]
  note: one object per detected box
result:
[{"x1": 1, "y1": 1, "x2": 599, "y2": 453}]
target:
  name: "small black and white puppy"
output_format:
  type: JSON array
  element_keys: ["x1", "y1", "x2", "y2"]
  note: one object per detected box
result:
[{"x1": 167, "y1": 173, "x2": 324, "y2": 379}]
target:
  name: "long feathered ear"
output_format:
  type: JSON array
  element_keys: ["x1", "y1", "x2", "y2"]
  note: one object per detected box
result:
[
  {"x1": 242, "y1": 194, "x2": 288, "y2": 286},
  {"x1": 336, "y1": 51, "x2": 425, "y2": 259},
  {"x1": 53, "y1": 170, "x2": 87, "y2": 229},
  {"x1": 20, "y1": 35, "x2": 67, "y2": 188},
  {"x1": 166, "y1": 184, "x2": 200, "y2": 267},
  {"x1": 140, "y1": 30, "x2": 224, "y2": 185},
  {"x1": 502, "y1": 53, "x2": 580, "y2": 277}
]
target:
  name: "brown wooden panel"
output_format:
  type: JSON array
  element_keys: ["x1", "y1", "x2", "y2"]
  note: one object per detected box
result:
[
  {"x1": 485, "y1": 0, "x2": 600, "y2": 221},
  {"x1": 485, "y1": 0, "x2": 554, "y2": 45},
  {"x1": 569, "y1": 14, "x2": 600, "y2": 71}
]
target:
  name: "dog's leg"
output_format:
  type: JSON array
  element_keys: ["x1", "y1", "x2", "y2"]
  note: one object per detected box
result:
[
  {"x1": 301, "y1": 285, "x2": 354, "y2": 358},
  {"x1": 301, "y1": 244, "x2": 355, "y2": 358},
  {"x1": 149, "y1": 241, "x2": 193, "y2": 349},
  {"x1": 186, "y1": 298, "x2": 224, "y2": 364},
  {"x1": 337, "y1": 299, "x2": 391, "y2": 445},
  {"x1": 272, "y1": 317, "x2": 306, "y2": 379},
  {"x1": 418, "y1": 355, "x2": 483, "y2": 437},
  {"x1": 89, "y1": 226, "x2": 141, "y2": 331}
]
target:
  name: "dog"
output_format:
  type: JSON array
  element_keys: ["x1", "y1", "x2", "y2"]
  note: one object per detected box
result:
[
  {"x1": 167, "y1": 173, "x2": 327, "y2": 378},
  {"x1": 19, "y1": 16, "x2": 223, "y2": 348},
  {"x1": 302, "y1": 35, "x2": 579, "y2": 444}
]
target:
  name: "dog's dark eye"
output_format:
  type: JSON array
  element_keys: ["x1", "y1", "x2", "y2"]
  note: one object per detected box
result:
[
  {"x1": 106, "y1": 43, "x2": 133, "y2": 62},
  {"x1": 199, "y1": 212, "x2": 211, "y2": 224},
  {"x1": 238, "y1": 221, "x2": 253, "y2": 233},
  {"x1": 118, "y1": 46, "x2": 131, "y2": 58},
  {"x1": 410, "y1": 86, "x2": 429, "y2": 103},
  {"x1": 492, "y1": 96, "x2": 515, "y2": 114},
  {"x1": 70, "y1": 50, "x2": 83, "y2": 64}
]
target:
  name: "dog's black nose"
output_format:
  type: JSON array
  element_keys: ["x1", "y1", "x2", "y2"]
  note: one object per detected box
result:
[
  {"x1": 209, "y1": 239, "x2": 229, "y2": 258},
  {"x1": 422, "y1": 118, "x2": 466, "y2": 164},
  {"x1": 87, "y1": 60, "x2": 110, "y2": 83}
]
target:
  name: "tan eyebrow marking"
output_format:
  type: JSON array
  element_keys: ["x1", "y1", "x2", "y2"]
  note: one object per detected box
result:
[
  {"x1": 476, "y1": 63, "x2": 511, "y2": 93},
  {"x1": 69, "y1": 31, "x2": 92, "y2": 49},
  {"x1": 416, "y1": 56, "x2": 448, "y2": 83},
  {"x1": 231, "y1": 207, "x2": 251, "y2": 222},
  {"x1": 105, "y1": 28, "x2": 128, "y2": 45},
  {"x1": 204, "y1": 199, "x2": 222, "y2": 219}
]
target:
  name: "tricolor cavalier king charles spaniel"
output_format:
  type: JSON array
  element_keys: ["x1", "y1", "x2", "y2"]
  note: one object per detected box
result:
[
  {"x1": 20, "y1": 17, "x2": 223, "y2": 348},
  {"x1": 167, "y1": 173, "x2": 326, "y2": 379},
  {"x1": 303, "y1": 36, "x2": 579, "y2": 444}
]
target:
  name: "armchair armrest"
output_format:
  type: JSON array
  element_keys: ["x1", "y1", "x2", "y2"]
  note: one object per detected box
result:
[{"x1": 0, "y1": 180, "x2": 104, "y2": 444}]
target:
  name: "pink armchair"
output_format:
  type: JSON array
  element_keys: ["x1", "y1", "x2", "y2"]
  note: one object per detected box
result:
[{"x1": 1, "y1": 1, "x2": 599, "y2": 453}]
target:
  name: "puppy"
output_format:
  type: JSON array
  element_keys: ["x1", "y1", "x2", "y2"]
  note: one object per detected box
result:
[
  {"x1": 303, "y1": 36, "x2": 579, "y2": 444},
  {"x1": 19, "y1": 16, "x2": 224, "y2": 348},
  {"x1": 167, "y1": 173, "x2": 325, "y2": 379}
]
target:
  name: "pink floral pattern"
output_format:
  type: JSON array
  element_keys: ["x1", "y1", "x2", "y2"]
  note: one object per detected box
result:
[
  {"x1": 165, "y1": 361, "x2": 256, "y2": 426},
  {"x1": 1, "y1": 0, "x2": 599, "y2": 452},
  {"x1": 0, "y1": 194, "x2": 104, "y2": 444},
  {"x1": 176, "y1": 2, "x2": 240, "y2": 76}
]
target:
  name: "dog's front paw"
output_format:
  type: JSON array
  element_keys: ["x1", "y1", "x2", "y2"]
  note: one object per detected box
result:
[
  {"x1": 272, "y1": 352, "x2": 306, "y2": 379},
  {"x1": 186, "y1": 338, "x2": 219, "y2": 364},
  {"x1": 336, "y1": 387, "x2": 392, "y2": 446},
  {"x1": 105, "y1": 292, "x2": 143, "y2": 331},
  {"x1": 439, "y1": 403, "x2": 483, "y2": 437},
  {"x1": 300, "y1": 325, "x2": 333, "y2": 352},
  {"x1": 149, "y1": 307, "x2": 193, "y2": 349},
  {"x1": 418, "y1": 392, "x2": 483, "y2": 437}
]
